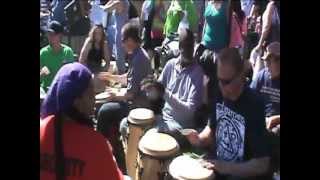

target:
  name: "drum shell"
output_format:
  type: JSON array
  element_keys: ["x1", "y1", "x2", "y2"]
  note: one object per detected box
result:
[{"x1": 124, "y1": 118, "x2": 155, "y2": 179}]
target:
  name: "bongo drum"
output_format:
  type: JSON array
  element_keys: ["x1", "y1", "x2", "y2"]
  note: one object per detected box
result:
[
  {"x1": 94, "y1": 91, "x2": 112, "y2": 114},
  {"x1": 125, "y1": 108, "x2": 155, "y2": 179},
  {"x1": 136, "y1": 128, "x2": 180, "y2": 180},
  {"x1": 169, "y1": 155, "x2": 215, "y2": 180}
]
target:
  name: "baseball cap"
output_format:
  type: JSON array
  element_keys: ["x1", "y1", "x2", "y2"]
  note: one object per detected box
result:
[
  {"x1": 261, "y1": 42, "x2": 280, "y2": 60},
  {"x1": 46, "y1": 20, "x2": 64, "y2": 34}
]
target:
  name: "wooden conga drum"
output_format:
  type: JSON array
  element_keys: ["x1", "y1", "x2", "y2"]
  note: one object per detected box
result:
[
  {"x1": 125, "y1": 108, "x2": 155, "y2": 179},
  {"x1": 136, "y1": 128, "x2": 180, "y2": 180},
  {"x1": 169, "y1": 155, "x2": 215, "y2": 180}
]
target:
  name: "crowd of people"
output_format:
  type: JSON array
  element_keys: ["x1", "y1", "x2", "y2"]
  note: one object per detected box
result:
[{"x1": 40, "y1": 0, "x2": 280, "y2": 180}]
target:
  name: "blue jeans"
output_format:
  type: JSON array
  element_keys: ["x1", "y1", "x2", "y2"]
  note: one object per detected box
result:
[{"x1": 97, "y1": 101, "x2": 129, "y2": 138}]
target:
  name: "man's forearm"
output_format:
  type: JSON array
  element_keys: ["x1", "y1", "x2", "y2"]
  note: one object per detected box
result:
[{"x1": 214, "y1": 157, "x2": 270, "y2": 177}]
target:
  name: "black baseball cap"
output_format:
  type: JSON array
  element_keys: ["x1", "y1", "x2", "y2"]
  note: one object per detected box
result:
[{"x1": 47, "y1": 20, "x2": 64, "y2": 34}]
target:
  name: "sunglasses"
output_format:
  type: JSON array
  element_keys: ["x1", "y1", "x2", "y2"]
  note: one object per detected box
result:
[{"x1": 218, "y1": 73, "x2": 242, "y2": 86}]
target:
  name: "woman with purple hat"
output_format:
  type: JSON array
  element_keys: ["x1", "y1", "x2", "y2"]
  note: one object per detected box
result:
[{"x1": 40, "y1": 62, "x2": 124, "y2": 180}]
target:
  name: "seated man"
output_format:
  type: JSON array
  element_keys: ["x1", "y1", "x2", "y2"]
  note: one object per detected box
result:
[
  {"x1": 40, "y1": 62, "x2": 124, "y2": 180},
  {"x1": 250, "y1": 41, "x2": 280, "y2": 132},
  {"x1": 119, "y1": 28, "x2": 204, "y2": 147},
  {"x1": 97, "y1": 21, "x2": 152, "y2": 138},
  {"x1": 250, "y1": 41, "x2": 280, "y2": 174},
  {"x1": 157, "y1": 28, "x2": 204, "y2": 142},
  {"x1": 40, "y1": 21, "x2": 74, "y2": 92},
  {"x1": 186, "y1": 48, "x2": 271, "y2": 179}
]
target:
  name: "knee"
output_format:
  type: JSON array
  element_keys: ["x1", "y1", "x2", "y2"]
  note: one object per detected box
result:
[{"x1": 119, "y1": 117, "x2": 129, "y2": 136}]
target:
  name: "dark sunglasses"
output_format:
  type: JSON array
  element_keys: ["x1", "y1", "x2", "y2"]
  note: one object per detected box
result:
[{"x1": 218, "y1": 73, "x2": 241, "y2": 86}]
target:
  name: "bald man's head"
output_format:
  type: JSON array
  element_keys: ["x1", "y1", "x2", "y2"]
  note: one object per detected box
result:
[{"x1": 179, "y1": 28, "x2": 194, "y2": 66}]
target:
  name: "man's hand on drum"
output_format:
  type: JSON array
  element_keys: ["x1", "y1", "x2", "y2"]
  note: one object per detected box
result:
[
  {"x1": 185, "y1": 129, "x2": 201, "y2": 147},
  {"x1": 98, "y1": 72, "x2": 112, "y2": 81},
  {"x1": 40, "y1": 66, "x2": 50, "y2": 76},
  {"x1": 202, "y1": 159, "x2": 228, "y2": 174},
  {"x1": 266, "y1": 115, "x2": 280, "y2": 131}
]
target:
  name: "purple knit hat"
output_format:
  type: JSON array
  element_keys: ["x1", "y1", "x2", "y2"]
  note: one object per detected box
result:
[{"x1": 41, "y1": 62, "x2": 92, "y2": 118}]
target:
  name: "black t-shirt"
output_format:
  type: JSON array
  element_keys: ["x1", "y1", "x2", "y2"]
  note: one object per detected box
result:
[{"x1": 209, "y1": 86, "x2": 270, "y2": 180}]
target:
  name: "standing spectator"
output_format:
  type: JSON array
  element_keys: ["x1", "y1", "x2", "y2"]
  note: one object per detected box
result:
[
  {"x1": 243, "y1": 0, "x2": 262, "y2": 61},
  {"x1": 194, "y1": 0, "x2": 206, "y2": 42},
  {"x1": 40, "y1": 0, "x2": 51, "y2": 48},
  {"x1": 40, "y1": 62, "x2": 124, "y2": 180},
  {"x1": 229, "y1": 0, "x2": 247, "y2": 57},
  {"x1": 40, "y1": 21, "x2": 75, "y2": 92},
  {"x1": 141, "y1": 0, "x2": 166, "y2": 61},
  {"x1": 202, "y1": 0, "x2": 231, "y2": 57},
  {"x1": 50, "y1": 0, "x2": 72, "y2": 27},
  {"x1": 65, "y1": 0, "x2": 92, "y2": 56},
  {"x1": 103, "y1": 0, "x2": 130, "y2": 74},
  {"x1": 186, "y1": 48, "x2": 271, "y2": 180},
  {"x1": 240, "y1": 0, "x2": 254, "y2": 17},
  {"x1": 163, "y1": 0, "x2": 198, "y2": 38},
  {"x1": 254, "y1": 0, "x2": 280, "y2": 51}
]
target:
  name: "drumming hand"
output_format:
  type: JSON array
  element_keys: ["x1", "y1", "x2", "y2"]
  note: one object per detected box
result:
[
  {"x1": 106, "y1": 92, "x2": 116, "y2": 101},
  {"x1": 185, "y1": 130, "x2": 200, "y2": 147},
  {"x1": 266, "y1": 115, "x2": 280, "y2": 130},
  {"x1": 40, "y1": 66, "x2": 50, "y2": 76},
  {"x1": 203, "y1": 160, "x2": 227, "y2": 174},
  {"x1": 201, "y1": 160, "x2": 215, "y2": 170},
  {"x1": 98, "y1": 72, "x2": 112, "y2": 81}
]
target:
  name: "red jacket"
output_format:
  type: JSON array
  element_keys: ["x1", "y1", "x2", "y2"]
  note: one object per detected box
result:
[{"x1": 40, "y1": 115, "x2": 124, "y2": 180}]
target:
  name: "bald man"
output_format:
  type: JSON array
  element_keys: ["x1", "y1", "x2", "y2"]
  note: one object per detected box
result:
[{"x1": 156, "y1": 28, "x2": 205, "y2": 143}]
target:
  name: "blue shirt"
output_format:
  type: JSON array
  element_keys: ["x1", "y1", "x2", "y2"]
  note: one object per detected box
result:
[
  {"x1": 250, "y1": 68, "x2": 280, "y2": 117},
  {"x1": 127, "y1": 47, "x2": 152, "y2": 106},
  {"x1": 158, "y1": 57, "x2": 204, "y2": 128}
]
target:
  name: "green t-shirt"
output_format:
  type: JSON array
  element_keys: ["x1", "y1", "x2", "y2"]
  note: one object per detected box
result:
[
  {"x1": 163, "y1": 0, "x2": 198, "y2": 37},
  {"x1": 40, "y1": 44, "x2": 74, "y2": 91},
  {"x1": 202, "y1": 1, "x2": 229, "y2": 50}
]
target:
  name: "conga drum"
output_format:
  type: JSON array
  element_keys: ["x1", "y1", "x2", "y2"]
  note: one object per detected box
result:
[
  {"x1": 169, "y1": 155, "x2": 215, "y2": 180},
  {"x1": 136, "y1": 128, "x2": 180, "y2": 180},
  {"x1": 125, "y1": 108, "x2": 155, "y2": 179}
]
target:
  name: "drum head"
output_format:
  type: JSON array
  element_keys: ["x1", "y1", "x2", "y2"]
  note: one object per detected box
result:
[
  {"x1": 128, "y1": 108, "x2": 155, "y2": 125},
  {"x1": 169, "y1": 155, "x2": 214, "y2": 180},
  {"x1": 139, "y1": 130, "x2": 179, "y2": 157},
  {"x1": 95, "y1": 92, "x2": 111, "y2": 100}
]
